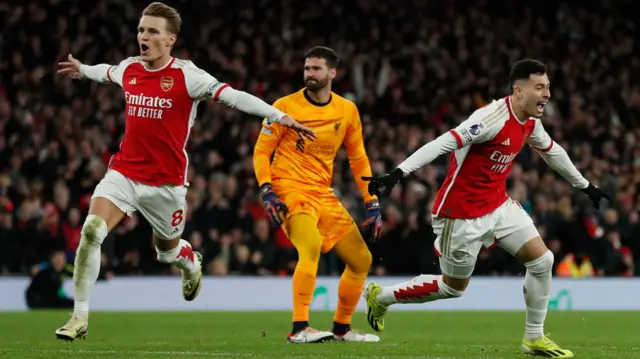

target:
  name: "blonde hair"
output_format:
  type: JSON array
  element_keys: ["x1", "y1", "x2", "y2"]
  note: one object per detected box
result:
[{"x1": 142, "y1": 2, "x2": 182, "y2": 34}]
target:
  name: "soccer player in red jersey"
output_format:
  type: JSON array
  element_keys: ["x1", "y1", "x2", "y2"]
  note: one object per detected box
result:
[
  {"x1": 54, "y1": 2, "x2": 316, "y2": 341},
  {"x1": 362, "y1": 60, "x2": 610, "y2": 358}
]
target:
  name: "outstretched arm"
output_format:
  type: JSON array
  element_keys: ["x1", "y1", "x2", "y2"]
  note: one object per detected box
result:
[
  {"x1": 527, "y1": 119, "x2": 610, "y2": 208},
  {"x1": 58, "y1": 54, "x2": 131, "y2": 87},
  {"x1": 362, "y1": 102, "x2": 505, "y2": 197},
  {"x1": 183, "y1": 63, "x2": 316, "y2": 140},
  {"x1": 397, "y1": 132, "x2": 460, "y2": 175},
  {"x1": 79, "y1": 64, "x2": 113, "y2": 83},
  {"x1": 211, "y1": 84, "x2": 286, "y2": 124},
  {"x1": 526, "y1": 119, "x2": 589, "y2": 189},
  {"x1": 398, "y1": 104, "x2": 504, "y2": 175}
]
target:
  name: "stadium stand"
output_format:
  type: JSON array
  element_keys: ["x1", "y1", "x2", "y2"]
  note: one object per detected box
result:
[{"x1": 0, "y1": 0, "x2": 638, "y2": 278}]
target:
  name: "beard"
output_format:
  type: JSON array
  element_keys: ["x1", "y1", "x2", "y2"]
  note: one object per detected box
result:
[{"x1": 305, "y1": 76, "x2": 329, "y2": 91}]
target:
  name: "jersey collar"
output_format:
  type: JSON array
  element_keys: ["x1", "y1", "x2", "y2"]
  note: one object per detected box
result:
[
  {"x1": 303, "y1": 88, "x2": 332, "y2": 107},
  {"x1": 142, "y1": 57, "x2": 175, "y2": 72}
]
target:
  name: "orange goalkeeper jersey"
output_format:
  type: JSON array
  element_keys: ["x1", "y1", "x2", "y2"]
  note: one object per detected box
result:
[{"x1": 254, "y1": 89, "x2": 376, "y2": 203}]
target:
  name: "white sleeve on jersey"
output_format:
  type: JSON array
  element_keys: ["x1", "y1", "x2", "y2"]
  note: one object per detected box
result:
[
  {"x1": 397, "y1": 102, "x2": 504, "y2": 175},
  {"x1": 79, "y1": 57, "x2": 135, "y2": 87},
  {"x1": 527, "y1": 118, "x2": 589, "y2": 189},
  {"x1": 525, "y1": 117, "x2": 553, "y2": 152},
  {"x1": 183, "y1": 62, "x2": 286, "y2": 123},
  {"x1": 450, "y1": 101, "x2": 507, "y2": 147},
  {"x1": 397, "y1": 132, "x2": 459, "y2": 174}
]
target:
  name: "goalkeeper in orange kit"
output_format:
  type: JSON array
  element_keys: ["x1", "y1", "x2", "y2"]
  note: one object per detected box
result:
[{"x1": 253, "y1": 46, "x2": 382, "y2": 343}]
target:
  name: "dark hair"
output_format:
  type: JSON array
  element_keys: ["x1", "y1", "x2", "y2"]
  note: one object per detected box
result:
[
  {"x1": 509, "y1": 59, "x2": 547, "y2": 89},
  {"x1": 304, "y1": 46, "x2": 339, "y2": 68}
]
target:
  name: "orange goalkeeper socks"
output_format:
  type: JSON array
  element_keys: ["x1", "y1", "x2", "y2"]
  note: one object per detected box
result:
[
  {"x1": 333, "y1": 267, "x2": 367, "y2": 328},
  {"x1": 291, "y1": 260, "x2": 318, "y2": 325}
]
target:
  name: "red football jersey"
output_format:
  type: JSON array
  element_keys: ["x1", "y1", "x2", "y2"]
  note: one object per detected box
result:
[
  {"x1": 105, "y1": 57, "x2": 228, "y2": 186},
  {"x1": 432, "y1": 96, "x2": 554, "y2": 218}
]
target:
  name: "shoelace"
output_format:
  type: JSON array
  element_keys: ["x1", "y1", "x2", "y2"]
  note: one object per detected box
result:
[
  {"x1": 540, "y1": 334, "x2": 559, "y2": 347},
  {"x1": 372, "y1": 299, "x2": 388, "y2": 317},
  {"x1": 61, "y1": 313, "x2": 84, "y2": 329},
  {"x1": 183, "y1": 280, "x2": 196, "y2": 290}
]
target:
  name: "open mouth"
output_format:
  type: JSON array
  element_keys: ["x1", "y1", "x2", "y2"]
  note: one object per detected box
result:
[
  {"x1": 140, "y1": 44, "x2": 149, "y2": 55},
  {"x1": 537, "y1": 102, "x2": 547, "y2": 112}
]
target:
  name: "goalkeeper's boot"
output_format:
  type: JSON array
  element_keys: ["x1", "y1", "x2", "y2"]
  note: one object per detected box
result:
[
  {"x1": 334, "y1": 329, "x2": 380, "y2": 342},
  {"x1": 183, "y1": 252, "x2": 203, "y2": 301},
  {"x1": 287, "y1": 327, "x2": 335, "y2": 344},
  {"x1": 55, "y1": 313, "x2": 88, "y2": 342},
  {"x1": 364, "y1": 282, "x2": 388, "y2": 332},
  {"x1": 522, "y1": 334, "x2": 574, "y2": 358}
]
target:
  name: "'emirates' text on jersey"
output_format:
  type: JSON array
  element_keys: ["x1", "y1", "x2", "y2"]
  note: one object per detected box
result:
[
  {"x1": 433, "y1": 96, "x2": 553, "y2": 219},
  {"x1": 105, "y1": 57, "x2": 226, "y2": 186}
]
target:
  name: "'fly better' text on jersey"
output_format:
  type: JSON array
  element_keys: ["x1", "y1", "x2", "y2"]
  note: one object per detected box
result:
[{"x1": 105, "y1": 57, "x2": 221, "y2": 186}]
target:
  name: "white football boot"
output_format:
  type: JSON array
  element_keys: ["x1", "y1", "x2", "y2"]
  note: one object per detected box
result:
[
  {"x1": 55, "y1": 313, "x2": 88, "y2": 341},
  {"x1": 334, "y1": 329, "x2": 380, "y2": 342},
  {"x1": 287, "y1": 327, "x2": 335, "y2": 343},
  {"x1": 183, "y1": 252, "x2": 203, "y2": 301}
]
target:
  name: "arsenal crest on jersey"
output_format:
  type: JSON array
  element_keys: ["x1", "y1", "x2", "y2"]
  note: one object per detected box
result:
[{"x1": 160, "y1": 76, "x2": 174, "y2": 92}]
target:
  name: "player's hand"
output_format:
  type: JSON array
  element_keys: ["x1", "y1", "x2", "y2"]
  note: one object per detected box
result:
[
  {"x1": 361, "y1": 168, "x2": 405, "y2": 198},
  {"x1": 57, "y1": 54, "x2": 84, "y2": 79},
  {"x1": 259, "y1": 183, "x2": 288, "y2": 228},
  {"x1": 363, "y1": 200, "x2": 383, "y2": 243},
  {"x1": 580, "y1": 183, "x2": 611, "y2": 209},
  {"x1": 278, "y1": 115, "x2": 317, "y2": 141}
]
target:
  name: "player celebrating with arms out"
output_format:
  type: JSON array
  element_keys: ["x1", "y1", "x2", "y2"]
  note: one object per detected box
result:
[
  {"x1": 55, "y1": 2, "x2": 315, "y2": 342},
  {"x1": 254, "y1": 46, "x2": 381, "y2": 343},
  {"x1": 362, "y1": 60, "x2": 610, "y2": 358}
]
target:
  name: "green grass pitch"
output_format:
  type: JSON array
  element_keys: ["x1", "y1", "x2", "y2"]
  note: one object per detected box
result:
[{"x1": 1, "y1": 311, "x2": 638, "y2": 358}]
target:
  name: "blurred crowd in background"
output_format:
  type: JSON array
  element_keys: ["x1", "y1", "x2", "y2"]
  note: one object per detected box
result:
[{"x1": 1, "y1": 0, "x2": 639, "y2": 280}]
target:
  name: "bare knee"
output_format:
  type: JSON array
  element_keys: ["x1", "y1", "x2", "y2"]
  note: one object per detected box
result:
[
  {"x1": 442, "y1": 274, "x2": 471, "y2": 292},
  {"x1": 88, "y1": 197, "x2": 126, "y2": 231},
  {"x1": 514, "y1": 236, "x2": 549, "y2": 264},
  {"x1": 154, "y1": 234, "x2": 180, "y2": 252}
]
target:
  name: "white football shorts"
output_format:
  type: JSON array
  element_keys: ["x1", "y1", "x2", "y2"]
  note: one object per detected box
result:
[
  {"x1": 92, "y1": 169, "x2": 188, "y2": 240},
  {"x1": 432, "y1": 198, "x2": 540, "y2": 279}
]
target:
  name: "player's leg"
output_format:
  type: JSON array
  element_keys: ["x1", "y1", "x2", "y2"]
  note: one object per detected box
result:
[
  {"x1": 496, "y1": 200, "x2": 573, "y2": 358},
  {"x1": 56, "y1": 170, "x2": 133, "y2": 341},
  {"x1": 364, "y1": 217, "x2": 483, "y2": 332},
  {"x1": 329, "y1": 224, "x2": 379, "y2": 342},
  {"x1": 72, "y1": 198, "x2": 126, "y2": 315},
  {"x1": 153, "y1": 234, "x2": 203, "y2": 300},
  {"x1": 138, "y1": 185, "x2": 203, "y2": 301},
  {"x1": 284, "y1": 212, "x2": 335, "y2": 343}
]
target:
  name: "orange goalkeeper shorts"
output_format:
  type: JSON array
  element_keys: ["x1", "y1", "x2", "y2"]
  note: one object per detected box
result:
[{"x1": 273, "y1": 182, "x2": 357, "y2": 253}]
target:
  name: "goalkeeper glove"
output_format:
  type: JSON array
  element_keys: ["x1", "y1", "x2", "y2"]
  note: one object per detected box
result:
[
  {"x1": 362, "y1": 200, "x2": 383, "y2": 243},
  {"x1": 259, "y1": 183, "x2": 288, "y2": 228}
]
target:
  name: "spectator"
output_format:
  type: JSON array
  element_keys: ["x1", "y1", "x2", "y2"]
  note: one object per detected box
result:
[
  {"x1": 25, "y1": 251, "x2": 74, "y2": 309},
  {"x1": 556, "y1": 252, "x2": 596, "y2": 277},
  {"x1": 0, "y1": 0, "x2": 639, "y2": 277}
]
